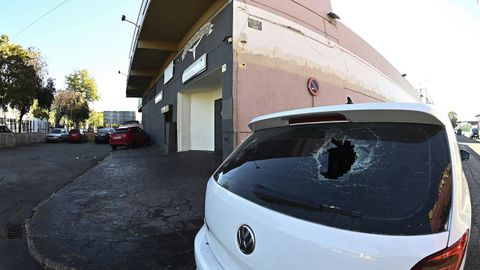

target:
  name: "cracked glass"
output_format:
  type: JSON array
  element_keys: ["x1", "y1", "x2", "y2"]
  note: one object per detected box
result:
[{"x1": 214, "y1": 122, "x2": 452, "y2": 235}]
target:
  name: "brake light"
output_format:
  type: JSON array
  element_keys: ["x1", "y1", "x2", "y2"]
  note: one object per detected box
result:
[
  {"x1": 289, "y1": 114, "x2": 347, "y2": 125},
  {"x1": 411, "y1": 231, "x2": 469, "y2": 270}
]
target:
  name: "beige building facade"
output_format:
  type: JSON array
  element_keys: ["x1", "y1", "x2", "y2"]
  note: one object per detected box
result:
[{"x1": 126, "y1": 0, "x2": 420, "y2": 158}]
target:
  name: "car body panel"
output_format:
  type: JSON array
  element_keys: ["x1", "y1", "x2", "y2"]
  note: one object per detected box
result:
[
  {"x1": 46, "y1": 129, "x2": 68, "y2": 142},
  {"x1": 248, "y1": 102, "x2": 471, "y2": 245},
  {"x1": 0, "y1": 125, "x2": 13, "y2": 133},
  {"x1": 68, "y1": 129, "x2": 87, "y2": 143},
  {"x1": 198, "y1": 179, "x2": 450, "y2": 270},
  {"x1": 95, "y1": 128, "x2": 114, "y2": 143},
  {"x1": 195, "y1": 103, "x2": 471, "y2": 270},
  {"x1": 109, "y1": 127, "x2": 150, "y2": 148}
]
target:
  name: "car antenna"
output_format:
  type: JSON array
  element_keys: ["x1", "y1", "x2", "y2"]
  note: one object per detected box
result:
[{"x1": 346, "y1": 97, "x2": 354, "y2": 104}]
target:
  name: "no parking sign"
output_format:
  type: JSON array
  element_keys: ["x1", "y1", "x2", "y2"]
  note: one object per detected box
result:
[{"x1": 307, "y1": 78, "x2": 319, "y2": 96}]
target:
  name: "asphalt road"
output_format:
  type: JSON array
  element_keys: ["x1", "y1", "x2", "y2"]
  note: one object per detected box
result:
[
  {"x1": 0, "y1": 142, "x2": 110, "y2": 270},
  {"x1": 457, "y1": 135, "x2": 480, "y2": 270}
]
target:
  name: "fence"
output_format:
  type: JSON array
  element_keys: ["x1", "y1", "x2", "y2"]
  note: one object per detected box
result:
[{"x1": 0, "y1": 118, "x2": 49, "y2": 133}]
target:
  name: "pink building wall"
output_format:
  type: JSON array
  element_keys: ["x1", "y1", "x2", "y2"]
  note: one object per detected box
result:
[{"x1": 232, "y1": 0, "x2": 420, "y2": 144}]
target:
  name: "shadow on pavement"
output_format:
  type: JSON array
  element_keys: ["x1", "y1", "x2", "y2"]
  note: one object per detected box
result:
[
  {"x1": 27, "y1": 146, "x2": 222, "y2": 270},
  {"x1": 456, "y1": 135, "x2": 480, "y2": 144}
]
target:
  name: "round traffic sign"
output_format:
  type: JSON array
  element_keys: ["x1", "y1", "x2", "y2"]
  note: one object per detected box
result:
[{"x1": 307, "y1": 78, "x2": 319, "y2": 96}]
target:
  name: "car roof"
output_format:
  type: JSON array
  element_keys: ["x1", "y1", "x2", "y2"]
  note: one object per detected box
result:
[{"x1": 248, "y1": 102, "x2": 450, "y2": 132}]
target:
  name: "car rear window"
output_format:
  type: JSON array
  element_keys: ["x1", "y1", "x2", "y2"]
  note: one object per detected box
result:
[
  {"x1": 114, "y1": 128, "x2": 129, "y2": 134},
  {"x1": 69, "y1": 129, "x2": 80, "y2": 134},
  {"x1": 214, "y1": 122, "x2": 452, "y2": 235}
]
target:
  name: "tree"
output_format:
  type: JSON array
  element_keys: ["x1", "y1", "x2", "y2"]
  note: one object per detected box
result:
[
  {"x1": 0, "y1": 34, "x2": 42, "y2": 133},
  {"x1": 31, "y1": 100, "x2": 49, "y2": 119},
  {"x1": 448, "y1": 111, "x2": 458, "y2": 128},
  {"x1": 88, "y1": 111, "x2": 104, "y2": 129},
  {"x1": 65, "y1": 70, "x2": 99, "y2": 102},
  {"x1": 52, "y1": 90, "x2": 90, "y2": 127},
  {"x1": 36, "y1": 77, "x2": 56, "y2": 110}
]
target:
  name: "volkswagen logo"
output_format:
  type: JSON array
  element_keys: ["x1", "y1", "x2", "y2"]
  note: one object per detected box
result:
[{"x1": 237, "y1": 224, "x2": 255, "y2": 255}]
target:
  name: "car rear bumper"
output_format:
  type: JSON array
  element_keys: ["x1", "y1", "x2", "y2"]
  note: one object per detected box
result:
[
  {"x1": 195, "y1": 225, "x2": 223, "y2": 270},
  {"x1": 95, "y1": 136, "x2": 109, "y2": 142},
  {"x1": 110, "y1": 140, "x2": 129, "y2": 146}
]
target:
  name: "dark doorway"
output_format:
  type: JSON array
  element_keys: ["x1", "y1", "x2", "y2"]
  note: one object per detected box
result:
[
  {"x1": 163, "y1": 108, "x2": 176, "y2": 154},
  {"x1": 214, "y1": 99, "x2": 223, "y2": 152}
]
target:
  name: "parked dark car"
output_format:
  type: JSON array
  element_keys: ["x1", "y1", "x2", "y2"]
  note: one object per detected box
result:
[
  {"x1": 109, "y1": 127, "x2": 150, "y2": 150},
  {"x1": 0, "y1": 125, "x2": 13, "y2": 133},
  {"x1": 68, "y1": 129, "x2": 87, "y2": 143},
  {"x1": 95, "y1": 128, "x2": 114, "y2": 144},
  {"x1": 470, "y1": 127, "x2": 478, "y2": 139}
]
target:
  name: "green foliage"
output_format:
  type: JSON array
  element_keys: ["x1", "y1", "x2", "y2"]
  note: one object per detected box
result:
[
  {"x1": 52, "y1": 90, "x2": 90, "y2": 126},
  {"x1": 65, "y1": 70, "x2": 99, "y2": 102},
  {"x1": 36, "y1": 77, "x2": 56, "y2": 110},
  {"x1": 88, "y1": 111, "x2": 104, "y2": 129},
  {"x1": 31, "y1": 99, "x2": 49, "y2": 119},
  {"x1": 448, "y1": 111, "x2": 458, "y2": 128},
  {"x1": 0, "y1": 34, "x2": 42, "y2": 132}
]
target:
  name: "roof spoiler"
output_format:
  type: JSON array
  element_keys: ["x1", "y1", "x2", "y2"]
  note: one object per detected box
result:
[{"x1": 248, "y1": 103, "x2": 448, "y2": 132}]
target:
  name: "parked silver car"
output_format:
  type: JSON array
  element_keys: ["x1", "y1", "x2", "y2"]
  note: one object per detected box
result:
[{"x1": 46, "y1": 128, "x2": 68, "y2": 142}]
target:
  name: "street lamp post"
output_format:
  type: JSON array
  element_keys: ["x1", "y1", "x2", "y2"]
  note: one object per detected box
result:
[{"x1": 121, "y1": 15, "x2": 138, "y2": 28}]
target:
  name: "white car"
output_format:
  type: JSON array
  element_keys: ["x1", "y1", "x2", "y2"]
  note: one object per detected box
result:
[{"x1": 195, "y1": 103, "x2": 471, "y2": 270}]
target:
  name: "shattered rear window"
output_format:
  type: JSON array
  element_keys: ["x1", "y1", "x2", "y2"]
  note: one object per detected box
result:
[{"x1": 214, "y1": 122, "x2": 452, "y2": 235}]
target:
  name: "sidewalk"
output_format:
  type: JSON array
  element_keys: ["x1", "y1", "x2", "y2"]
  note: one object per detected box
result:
[{"x1": 26, "y1": 146, "x2": 222, "y2": 269}]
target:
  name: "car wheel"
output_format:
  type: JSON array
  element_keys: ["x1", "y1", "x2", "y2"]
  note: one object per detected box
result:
[{"x1": 111, "y1": 145, "x2": 117, "y2": 150}]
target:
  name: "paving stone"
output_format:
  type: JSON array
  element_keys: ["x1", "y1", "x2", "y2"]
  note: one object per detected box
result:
[{"x1": 27, "y1": 146, "x2": 222, "y2": 269}]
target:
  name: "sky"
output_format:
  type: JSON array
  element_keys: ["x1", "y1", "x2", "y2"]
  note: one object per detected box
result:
[
  {"x1": 331, "y1": 0, "x2": 480, "y2": 120},
  {"x1": 1, "y1": 0, "x2": 479, "y2": 120},
  {"x1": 0, "y1": 0, "x2": 142, "y2": 115}
]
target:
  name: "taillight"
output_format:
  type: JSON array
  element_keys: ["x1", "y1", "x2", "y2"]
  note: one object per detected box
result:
[{"x1": 411, "y1": 231, "x2": 469, "y2": 270}]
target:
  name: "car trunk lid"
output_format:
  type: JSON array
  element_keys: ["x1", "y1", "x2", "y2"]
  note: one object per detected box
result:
[{"x1": 204, "y1": 179, "x2": 449, "y2": 270}]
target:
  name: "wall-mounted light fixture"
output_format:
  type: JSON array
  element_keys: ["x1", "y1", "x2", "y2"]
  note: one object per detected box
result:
[
  {"x1": 118, "y1": 70, "x2": 127, "y2": 76},
  {"x1": 121, "y1": 15, "x2": 139, "y2": 28},
  {"x1": 327, "y1": 12, "x2": 341, "y2": 20}
]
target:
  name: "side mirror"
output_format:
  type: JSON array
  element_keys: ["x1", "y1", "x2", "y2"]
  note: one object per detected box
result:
[{"x1": 460, "y1": 150, "x2": 470, "y2": 161}]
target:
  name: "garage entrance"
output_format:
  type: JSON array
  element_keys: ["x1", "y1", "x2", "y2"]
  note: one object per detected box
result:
[{"x1": 177, "y1": 70, "x2": 223, "y2": 152}]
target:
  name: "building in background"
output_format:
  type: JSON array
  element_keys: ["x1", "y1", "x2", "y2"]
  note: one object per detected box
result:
[
  {"x1": 103, "y1": 111, "x2": 136, "y2": 126},
  {"x1": 125, "y1": 0, "x2": 421, "y2": 158},
  {"x1": 0, "y1": 108, "x2": 49, "y2": 133}
]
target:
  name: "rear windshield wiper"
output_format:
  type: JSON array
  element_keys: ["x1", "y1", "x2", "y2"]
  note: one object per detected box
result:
[{"x1": 252, "y1": 184, "x2": 362, "y2": 218}]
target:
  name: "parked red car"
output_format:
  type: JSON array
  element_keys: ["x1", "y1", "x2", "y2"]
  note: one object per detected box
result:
[
  {"x1": 68, "y1": 129, "x2": 87, "y2": 143},
  {"x1": 109, "y1": 127, "x2": 150, "y2": 150}
]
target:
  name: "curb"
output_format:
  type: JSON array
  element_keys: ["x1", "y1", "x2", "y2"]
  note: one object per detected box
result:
[
  {"x1": 25, "y1": 217, "x2": 77, "y2": 270},
  {"x1": 24, "y1": 152, "x2": 112, "y2": 270}
]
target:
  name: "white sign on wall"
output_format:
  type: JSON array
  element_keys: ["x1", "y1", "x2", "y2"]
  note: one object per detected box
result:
[
  {"x1": 164, "y1": 61, "x2": 174, "y2": 84},
  {"x1": 182, "y1": 53, "x2": 207, "y2": 84},
  {"x1": 155, "y1": 90, "x2": 163, "y2": 104}
]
